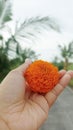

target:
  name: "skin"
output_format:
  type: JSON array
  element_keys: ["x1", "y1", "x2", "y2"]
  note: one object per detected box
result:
[{"x1": 0, "y1": 59, "x2": 73, "y2": 130}]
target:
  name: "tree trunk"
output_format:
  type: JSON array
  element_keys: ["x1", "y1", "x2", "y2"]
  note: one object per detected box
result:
[{"x1": 64, "y1": 57, "x2": 68, "y2": 70}]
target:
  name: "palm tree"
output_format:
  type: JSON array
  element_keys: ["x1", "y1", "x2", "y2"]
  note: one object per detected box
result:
[
  {"x1": 12, "y1": 16, "x2": 60, "y2": 43},
  {"x1": 0, "y1": 0, "x2": 60, "y2": 50},
  {"x1": 0, "y1": 0, "x2": 12, "y2": 28},
  {"x1": 0, "y1": 0, "x2": 60, "y2": 82},
  {"x1": 58, "y1": 41, "x2": 73, "y2": 70}
]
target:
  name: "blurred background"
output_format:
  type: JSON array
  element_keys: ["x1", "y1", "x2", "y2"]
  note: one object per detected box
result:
[
  {"x1": 0, "y1": 0, "x2": 73, "y2": 130},
  {"x1": 0, "y1": 0, "x2": 73, "y2": 87}
]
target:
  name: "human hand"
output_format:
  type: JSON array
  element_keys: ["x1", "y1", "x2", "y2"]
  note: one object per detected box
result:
[{"x1": 0, "y1": 59, "x2": 73, "y2": 130}]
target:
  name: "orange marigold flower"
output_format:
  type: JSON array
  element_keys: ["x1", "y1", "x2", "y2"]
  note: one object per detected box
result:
[{"x1": 24, "y1": 60, "x2": 59, "y2": 93}]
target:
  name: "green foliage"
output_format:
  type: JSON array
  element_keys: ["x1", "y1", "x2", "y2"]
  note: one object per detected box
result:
[
  {"x1": 10, "y1": 58, "x2": 21, "y2": 70},
  {"x1": 9, "y1": 48, "x2": 38, "y2": 70},
  {"x1": 53, "y1": 61, "x2": 64, "y2": 70},
  {"x1": 53, "y1": 44, "x2": 73, "y2": 87},
  {"x1": 52, "y1": 56, "x2": 64, "y2": 70},
  {"x1": 69, "y1": 80, "x2": 73, "y2": 88},
  {"x1": 58, "y1": 42, "x2": 73, "y2": 70},
  {"x1": 67, "y1": 63, "x2": 73, "y2": 88},
  {"x1": 67, "y1": 63, "x2": 73, "y2": 70},
  {"x1": 58, "y1": 42, "x2": 73, "y2": 59},
  {"x1": 0, "y1": 40, "x2": 38, "y2": 82},
  {"x1": 20, "y1": 48, "x2": 38, "y2": 63},
  {"x1": 0, "y1": 35, "x2": 3, "y2": 40},
  {"x1": 0, "y1": 46, "x2": 10, "y2": 82}
]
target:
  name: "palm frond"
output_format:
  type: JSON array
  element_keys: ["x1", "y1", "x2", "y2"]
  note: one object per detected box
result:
[
  {"x1": 0, "y1": 35, "x2": 3, "y2": 40},
  {"x1": 68, "y1": 41, "x2": 73, "y2": 53},
  {"x1": 0, "y1": 0, "x2": 12, "y2": 27},
  {"x1": 14, "y1": 16, "x2": 60, "y2": 42}
]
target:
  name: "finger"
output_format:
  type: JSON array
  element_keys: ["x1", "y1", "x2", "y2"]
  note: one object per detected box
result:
[
  {"x1": 59, "y1": 69, "x2": 66, "y2": 79},
  {"x1": 15, "y1": 58, "x2": 32, "y2": 74},
  {"x1": 45, "y1": 72, "x2": 72, "y2": 108},
  {"x1": 66, "y1": 70, "x2": 73, "y2": 78}
]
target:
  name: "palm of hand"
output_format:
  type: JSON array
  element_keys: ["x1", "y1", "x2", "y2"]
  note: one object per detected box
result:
[
  {"x1": 0, "y1": 70, "x2": 48, "y2": 130},
  {"x1": 0, "y1": 60, "x2": 73, "y2": 130}
]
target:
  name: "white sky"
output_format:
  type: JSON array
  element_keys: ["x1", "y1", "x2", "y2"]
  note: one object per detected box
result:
[{"x1": 13, "y1": 0, "x2": 73, "y2": 61}]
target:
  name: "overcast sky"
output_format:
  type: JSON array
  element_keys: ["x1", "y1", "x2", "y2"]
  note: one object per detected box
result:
[{"x1": 13, "y1": 0, "x2": 73, "y2": 61}]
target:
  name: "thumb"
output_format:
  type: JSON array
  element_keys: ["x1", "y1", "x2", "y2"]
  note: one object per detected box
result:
[
  {"x1": 0, "y1": 59, "x2": 32, "y2": 107},
  {"x1": 15, "y1": 59, "x2": 32, "y2": 74}
]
